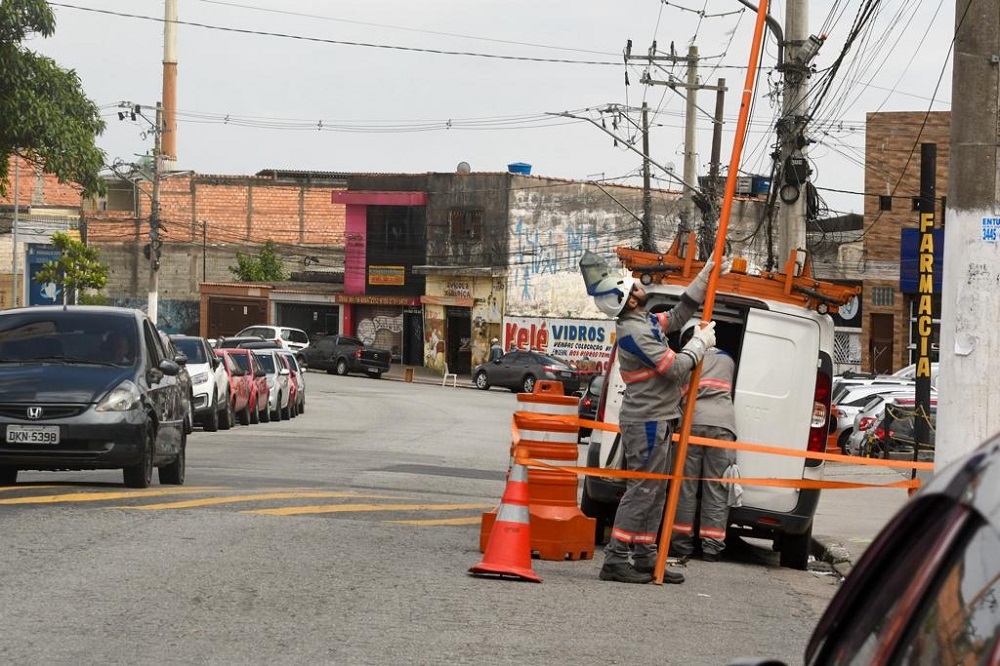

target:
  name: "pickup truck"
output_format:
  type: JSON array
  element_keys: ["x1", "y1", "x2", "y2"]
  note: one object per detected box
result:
[{"x1": 299, "y1": 335, "x2": 392, "y2": 378}]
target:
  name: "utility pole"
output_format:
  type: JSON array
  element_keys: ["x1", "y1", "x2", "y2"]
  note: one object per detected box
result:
[
  {"x1": 775, "y1": 0, "x2": 824, "y2": 268},
  {"x1": 641, "y1": 103, "x2": 653, "y2": 251},
  {"x1": 937, "y1": 0, "x2": 1000, "y2": 468},
  {"x1": 11, "y1": 156, "x2": 19, "y2": 308},
  {"x1": 148, "y1": 102, "x2": 163, "y2": 324}
]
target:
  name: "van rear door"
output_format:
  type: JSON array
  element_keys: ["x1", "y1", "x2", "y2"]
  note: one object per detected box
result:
[{"x1": 734, "y1": 309, "x2": 821, "y2": 513}]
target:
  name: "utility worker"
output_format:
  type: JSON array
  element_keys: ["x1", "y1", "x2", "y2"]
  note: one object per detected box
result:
[
  {"x1": 580, "y1": 250, "x2": 728, "y2": 584},
  {"x1": 671, "y1": 321, "x2": 738, "y2": 562},
  {"x1": 488, "y1": 338, "x2": 504, "y2": 362}
]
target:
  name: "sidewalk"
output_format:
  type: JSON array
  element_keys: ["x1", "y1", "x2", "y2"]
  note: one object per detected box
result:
[
  {"x1": 383, "y1": 363, "x2": 474, "y2": 387},
  {"x1": 811, "y1": 461, "x2": 929, "y2": 577}
]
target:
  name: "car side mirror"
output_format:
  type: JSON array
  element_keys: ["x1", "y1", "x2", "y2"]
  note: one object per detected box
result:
[
  {"x1": 211, "y1": 356, "x2": 221, "y2": 369},
  {"x1": 279, "y1": 367, "x2": 290, "y2": 376},
  {"x1": 174, "y1": 352, "x2": 188, "y2": 366},
  {"x1": 158, "y1": 358, "x2": 180, "y2": 376}
]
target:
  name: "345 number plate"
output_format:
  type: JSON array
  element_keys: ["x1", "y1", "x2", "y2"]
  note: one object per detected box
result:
[{"x1": 6, "y1": 425, "x2": 60, "y2": 445}]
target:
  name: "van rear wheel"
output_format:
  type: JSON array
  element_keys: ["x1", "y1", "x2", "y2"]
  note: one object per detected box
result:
[{"x1": 777, "y1": 526, "x2": 812, "y2": 570}]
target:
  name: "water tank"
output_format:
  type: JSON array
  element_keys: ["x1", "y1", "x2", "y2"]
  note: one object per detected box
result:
[
  {"x1": 507, "y1": 162, "x2": 532, "y2": 175},
  {"x1": 456, "y1": 161, "x2": 471, "y2": 174}
]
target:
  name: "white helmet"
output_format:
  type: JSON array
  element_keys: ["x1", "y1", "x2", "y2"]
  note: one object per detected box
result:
[{"x1": 592, "y1": 275, "x2": 636, "y2": 318}]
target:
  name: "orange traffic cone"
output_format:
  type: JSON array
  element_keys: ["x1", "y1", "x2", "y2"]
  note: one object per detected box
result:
[{"x1": 469, "y1": 461, "x2": 542, "y2": 583}]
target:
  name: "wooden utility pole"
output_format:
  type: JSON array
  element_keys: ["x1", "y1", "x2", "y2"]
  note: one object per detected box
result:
[
  {"x1": 148, "y1": 103, "x2": 163, "y2": 324},
  {"x1": 937, "y1": 0, "x2": 1000, "y2": 468}
]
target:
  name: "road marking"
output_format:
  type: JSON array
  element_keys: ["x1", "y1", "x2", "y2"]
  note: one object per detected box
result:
[
  {"x1": 246, "y1": 503, "x2": 493, "y2": 516},
  {"x1": 115, "y1": 491, "x2": 399, "y2": 510},
  {"x1": 387, "y1": 516, "x2": 482, "y2": 526},
  {"x1": 0, "y1": 487, "x2": 222, "y2": 505},
  {"x1": 0, "y1": 485, "x2": 61, "y2": 493}
]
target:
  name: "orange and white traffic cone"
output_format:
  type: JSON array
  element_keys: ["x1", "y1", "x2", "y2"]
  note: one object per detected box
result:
[{"x1": 469, "y1": 461, "x2": 542, "y2": 583}]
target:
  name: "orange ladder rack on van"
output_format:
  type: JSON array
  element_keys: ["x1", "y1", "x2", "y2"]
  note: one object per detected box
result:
[{"x1": 616, "y1": 233, "x2": 861, "y2": 315}]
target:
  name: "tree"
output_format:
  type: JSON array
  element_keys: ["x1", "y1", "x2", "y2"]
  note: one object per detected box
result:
[
  {"x1": 229, "y1": 240, "x2": 289, "y2": 282},
  {"x1": 34, "y1": 231, "x2": 108, "y2": 304},
  {"x1": 0, "y1": 0, "x2": 106, "y2": 197}
]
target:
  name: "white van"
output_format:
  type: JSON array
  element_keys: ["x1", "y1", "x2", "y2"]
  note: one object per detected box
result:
[{"x1": 581, "y1": 283, "x2": 836, "y2": 570}]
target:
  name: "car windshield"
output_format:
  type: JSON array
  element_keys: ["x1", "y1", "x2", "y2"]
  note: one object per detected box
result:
[
  {"x1": 172, "y1": 338, "x2": 207, "y2": 363},
  {"x1": 255, "y1": 353, "x2": 276, "y2": 373},
  {"x1": 0, "y1": 312, "x2": 137, "y2": 366}
]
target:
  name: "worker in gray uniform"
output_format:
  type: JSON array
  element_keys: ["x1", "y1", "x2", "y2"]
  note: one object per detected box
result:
[
  {"x1": 580, "y1": 251, "x2": 729, "y2": 584},
  {"x1": 671, "y1": 321, "x2": 738, "y2": 562}
]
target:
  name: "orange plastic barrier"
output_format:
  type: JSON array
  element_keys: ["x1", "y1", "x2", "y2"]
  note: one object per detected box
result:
[{"x1": 479, "y1": 381, "x2": 595, "y2": 561}]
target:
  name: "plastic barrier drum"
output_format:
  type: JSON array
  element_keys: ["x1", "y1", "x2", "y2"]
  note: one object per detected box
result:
[{"x1": 479, "y1": 380, "x2": 595, "y2": 561}]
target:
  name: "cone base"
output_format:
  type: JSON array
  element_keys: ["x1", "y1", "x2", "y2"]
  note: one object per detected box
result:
[{"x1": 468, "y1": 561, "x2": 542, "y2": 583}]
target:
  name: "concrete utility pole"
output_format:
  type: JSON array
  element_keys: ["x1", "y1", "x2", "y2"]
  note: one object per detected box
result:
[
  {"x1": 161, "y1": 0, "x2": 178, "y2": 169},
  {"x1": 937, "y1": 0, "x2": 1000, "y2": 469},
  {"x1": 148, "y1": 103, "x2": 164, "y2": 324},
  {"x1": 775, "y1": 0, "x2": 817, "y2": 268}
]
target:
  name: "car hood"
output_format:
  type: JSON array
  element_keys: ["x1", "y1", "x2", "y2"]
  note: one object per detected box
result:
[{"x1": 0, "y1": 364, "x2": 133, "y2": 403}]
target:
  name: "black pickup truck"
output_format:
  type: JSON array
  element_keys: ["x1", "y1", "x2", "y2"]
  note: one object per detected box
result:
[{"x1": 299, "y1": 335, "x2": 392, "y2": 378}]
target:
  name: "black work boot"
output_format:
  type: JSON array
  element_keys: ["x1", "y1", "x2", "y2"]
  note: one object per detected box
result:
[
  {"x1": 632, "y1": 560, "x2": 686, "y2": 584},
  {"x1": 599, "y1": 562, "x2": 653, "y2": 584}
]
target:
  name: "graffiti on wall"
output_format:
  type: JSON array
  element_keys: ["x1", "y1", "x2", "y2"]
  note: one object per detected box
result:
[
  {"x1": 423, "y1": 306, "x2": 445, "y2": 372},
  {"x1": 356, "y1": 314, "x2": 402, "y2": 347},
  {"x1": 111, "y1": 297, "x2": 201, "y2": 335}
]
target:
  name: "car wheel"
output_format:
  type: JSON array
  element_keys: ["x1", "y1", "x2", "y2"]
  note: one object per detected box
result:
[
  {"x1": 281, "y1": 399, "x2": 291, "y2": 420},
  {"x1": 0, "y1": 466, "x2": 17, "y2": 485},
  {"x1": 159, "y1": 431, "x2": 186, "y2": 485},
  {"x1": 474, "y1": 371, "x2": 491, "y2": 390},
  {"x1": 580, "y1": 485, "x2": 616, "y2": 546},
  {"x1": 271, "y1": 395, "x2": 282, "y2": 421},
  {"x1": 238, "y1": 400, "x2": 252, "y2": 426},
  {"x1": 298, "y1": 398, "x2": 305, "y2": 415},
  {"x1": 249, "y1": 394, "x2": 260, "y2": 424},
  {"x1": 204, "y1": 392, "x2": 220, "y2": 432},
  {"x1": 219, "y1": 396, "x2": 234, "y2": 430},
  {"x1": 335, "y1": 359, "x2": 348, "y2": 376},
  {"x1": 522, "y1": 375, "x2": 536, "y2": 394},
  {"x1": 838, "y1": 429, "x2": 852, "y2": 452},
  {"x1": 260, "y1": 398, "x2": 271, "y2": 423},
  {"x1": 778, "y1": 525, "x2": 813, "y2": 570},
  {"x1": 123, "y1": 421, "x2": 155, "y2": 489}
]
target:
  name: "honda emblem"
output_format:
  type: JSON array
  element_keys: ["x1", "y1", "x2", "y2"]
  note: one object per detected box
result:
[{"x1": 26, "y1": 407, "x2": 43, "y2": 420}]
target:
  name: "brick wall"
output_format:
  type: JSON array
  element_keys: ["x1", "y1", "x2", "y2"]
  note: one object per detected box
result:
[
  {"x1": 862, "y1": 111, "x2": 950, "y2": 372},
  {"x1": 0, "y1": 156, "x2": 84, "y2": 207}
]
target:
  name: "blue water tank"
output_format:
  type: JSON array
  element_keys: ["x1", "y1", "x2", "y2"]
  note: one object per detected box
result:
[{"x1": 507, "y1": 162, "x2": 532, "y2": 175}]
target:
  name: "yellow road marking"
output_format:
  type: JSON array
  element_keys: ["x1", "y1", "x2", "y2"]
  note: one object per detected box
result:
[
  {"x1": 387, "y1": 517, "x2": 482, "y2": 526},
  {"x1": 246, "y1": 503, "x2": 493, "y2": 516},
  {"x1": 116, "y1": 491, "x2": 400, "y2": 510},
  {"x1": 0, "y1": 487, "x2": 223, "y2": 505},
  {"x1": 0, "y1": 485, "x2": 61, "y2": 493}
]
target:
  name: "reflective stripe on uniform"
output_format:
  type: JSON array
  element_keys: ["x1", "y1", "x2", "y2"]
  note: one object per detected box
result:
[
  {"x1": 672, "y1": 522, "x2": 694, "y2": 535},
  {"x1": 699, "y1": 378, "x2": 732, "y2": 392},
  {"x1": 699, "y1": 526, "x2": 726, "y2": 540},
  {"x1": 611, "y1": 527, "x2": 657, "y2": 544},
  {"x1": 621, "y1": 367, "x2": 656, "y2": 383}
]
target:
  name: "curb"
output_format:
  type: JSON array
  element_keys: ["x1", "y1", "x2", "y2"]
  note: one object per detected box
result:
[{"x1": 812, "y1": 534, "x2": 853, "y2": 579}]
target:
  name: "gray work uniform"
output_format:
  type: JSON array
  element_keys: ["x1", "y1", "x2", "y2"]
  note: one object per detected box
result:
[
  {"x1": 672, "y1": 348, "x2": 737, "y2": 556},
  {"x1": 604, "y1": 291, "x2": 707, "y2": 568}
]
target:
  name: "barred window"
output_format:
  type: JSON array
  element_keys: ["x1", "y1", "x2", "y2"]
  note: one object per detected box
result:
[{"x1": 449, "y1": 209, "x2": 483, "y2": 240}]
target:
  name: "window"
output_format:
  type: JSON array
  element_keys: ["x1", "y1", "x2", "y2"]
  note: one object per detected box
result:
[
  {"x1": 449, "y1": 209, "x2": 483, "y2": 240},
  {"x1": 872, "y1": 287, "x2": 895, "y2": 307}
]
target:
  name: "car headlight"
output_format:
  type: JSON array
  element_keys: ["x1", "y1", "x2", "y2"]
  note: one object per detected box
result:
[
  {"x1": 95, "y1": 380, "x2": 142, "y2": 412},
  {"x1": 191, "y1": 371, "x2": 210, "y2": 384}
]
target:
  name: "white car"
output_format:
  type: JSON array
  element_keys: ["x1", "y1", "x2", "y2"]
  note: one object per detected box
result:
[
  {"x1": 891, "y1": 362, "x2": 940, "y2": 387},
  {"x1": 277, "y1": 350, "x2": 306, "y2": 415},
  {"x1": 847, "y1": 390, "x2": 938, "y2": 457},
  {"x1": 832, "y1": 382, "x2": 917, "y2": 452},
  {"x1": 236, "y1": 325, "x2": 311, "y2": 355},
  {"x1": 252, "y1": 348, "x2": 291, "y2": 421},
  {"x1": 170, "y1": 335, "x2": 231, "y2": 431}
]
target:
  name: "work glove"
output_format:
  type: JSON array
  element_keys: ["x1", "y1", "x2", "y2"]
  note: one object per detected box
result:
[
  {"x1": 680, "y1": 321, "x2": 716, "y2": 365},
  {"x1": 687, "y1": 256, "x2": 730, "y2": 303}
]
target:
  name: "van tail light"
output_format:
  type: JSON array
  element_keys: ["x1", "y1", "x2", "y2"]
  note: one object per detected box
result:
[
  {"x1": 808, "y1": 369, "x2": 832, "y2": 454},
  {"x1": 858, "y1": 416, "x2": 875, "y2": 431},
  {"x1": 596, "y1": 346, "x2": 617, "y2": 423}
]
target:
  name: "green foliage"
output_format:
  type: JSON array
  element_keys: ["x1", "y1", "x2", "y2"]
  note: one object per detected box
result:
[
  {"x1": 34, "y1": 231, "x2": 108, "y2": 303},
  {"x1": 0, "y1": 0, "x2": 106, "y2": 197},
  {"x1": 229, "y1": 240, "x2": 289, "y2": 282},
  {"x1": 77, "y1": 292, "x2": 107, "y2": 305}
]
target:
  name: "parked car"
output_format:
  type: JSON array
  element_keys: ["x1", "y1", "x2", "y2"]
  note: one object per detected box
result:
[
  {"x1": 850, "y1": 394, "x2": 937, "y2": 460},
  {"x1": 891, "y1": 361, "x2": 940, "y2": 387},
  {"x1": 832, "y1": 382, "x2": 918, "y2": 452},
  {"x1": 472, "y1": 350, "x2": 582, "y2": 395},
  {"x1": 796, "y1": 434, "x2": 1000, "y2": 665},
  {"x1": 0, "y1": 306, "x2": 187, "y2": 488},
  {"x1": 170, "y1": 335, "x2": 230, "y2": 432},
  {"x1": 277, "y1": 349, "x2": 306, "y2": 415},
  {"x1": 216, "y1": 336, "x2": 283, "y2": 351},
  {"x1": 831, "y1": 372, "x2": 915, "y2": 405},
  {"x1": 217, "y1": 348, "x2": 269, "y2": 424},
  {"x1": 252, "y1": 348, "x2": 291, "y2": 421},
  {"x1": 577, "y1": 373, "x2": 604, "y2": 442},
  {"x1": 215, "y1": 351, "x2": 253, "y2": 427},
  {"x1": 298, "y1": 334, "x2": 392, "y2": 379},
  {"x1": 158, "y1": 331, "x2": 194, "y2": 435},
  {"x1": 235, "y1": 325, "x2": 311, "y2": 355}
]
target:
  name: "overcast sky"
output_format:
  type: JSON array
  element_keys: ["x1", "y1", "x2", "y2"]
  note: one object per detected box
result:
[{"x1": 35, "y1": 0, "x2": 952, "y2": 216}]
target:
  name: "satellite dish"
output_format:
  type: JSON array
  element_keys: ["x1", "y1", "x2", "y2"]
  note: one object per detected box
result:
[{"x1": 456, "y1": 161, "x2": 471, "y2": 174}]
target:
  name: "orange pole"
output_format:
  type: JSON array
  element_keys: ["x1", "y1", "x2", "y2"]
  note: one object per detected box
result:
[{"x1": 653, "y1": 0, "x2": 771, "y2": 585}]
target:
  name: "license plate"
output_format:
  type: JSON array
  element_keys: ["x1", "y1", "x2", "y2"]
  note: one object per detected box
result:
[{"x1": 6, "y1": 425, "x2": 60, "y2": 445}]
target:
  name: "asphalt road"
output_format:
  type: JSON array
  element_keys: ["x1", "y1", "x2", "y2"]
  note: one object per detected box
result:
[{"x1": 0, "y1": 372, "x2": 840, "y2": 665}]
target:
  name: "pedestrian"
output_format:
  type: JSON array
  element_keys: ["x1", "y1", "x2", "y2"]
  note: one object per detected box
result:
[
  {"x1": 581, "y1": 251, "x2": 728, "y2": 584},
  {"x1": 489, "y1": 337, "x2": 504, "y2": 362},
  {"x1": 671, "y1": 321, "x2": 738, "y2": 562}
]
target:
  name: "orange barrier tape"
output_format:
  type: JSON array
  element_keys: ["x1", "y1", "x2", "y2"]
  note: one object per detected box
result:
[{"x1": 524, "y1": 412, "x2": 935, "y2": 472}]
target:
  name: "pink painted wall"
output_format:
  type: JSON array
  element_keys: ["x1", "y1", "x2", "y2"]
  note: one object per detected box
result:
[{"x1": 344, "y1": 204, "x2": 367, "y2": 295}]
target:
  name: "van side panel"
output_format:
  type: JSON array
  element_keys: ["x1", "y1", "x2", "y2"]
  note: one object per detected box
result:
[{"x1": 734, "y1": 310, "x2": 821, "y2": 513}]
